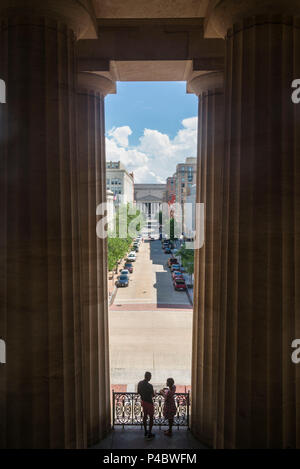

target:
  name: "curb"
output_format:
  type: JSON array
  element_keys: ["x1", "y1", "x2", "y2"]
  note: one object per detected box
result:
[
  {"x1": 186, "y1": 288, "x2": 193, "y2": 307},
  {"x1": 109, "y1": 285, "x2": 118, "y2": 306}
]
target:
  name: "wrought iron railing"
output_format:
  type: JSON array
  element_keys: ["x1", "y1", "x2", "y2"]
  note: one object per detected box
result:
[{"x1": 112, "y1": 391, "x2": 190, "y2": 429}]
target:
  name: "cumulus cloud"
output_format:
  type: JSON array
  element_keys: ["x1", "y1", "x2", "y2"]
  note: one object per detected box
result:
[
  {"x1": 108, "y1": 125, "x2": 132, "y2": 147},
  {"x1": 105, "y1": 117, "x2": 198, "y2": 183}
]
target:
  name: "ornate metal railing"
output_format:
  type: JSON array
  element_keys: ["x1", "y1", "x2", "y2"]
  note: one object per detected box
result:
[{"x1": 112, "y1": 391, "x2": 190, "y2": 429}]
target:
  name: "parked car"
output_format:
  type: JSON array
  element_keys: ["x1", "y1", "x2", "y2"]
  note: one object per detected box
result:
[
  {"x1": 173, "y1": 278, "x2": 187, "y2": 291},
  {"x1": 127, "y1": 253, "x2": 136, "y2": 262},
  {"x1": 124, "y1": 263, "x2": 133, "y2": 273},
  {"x1": 133, "y1": 245, "x2": 139, "y2": 252},
  {"x1": 116, "y1": 275, "x2": 129, "y2": 288},
  {"x1": 171, "y1": 264, "x2": 181, "y2": 272},
  {"x1": 120, "y1": 269, "x2": 130, "y2": 277},
  {"x1": 164, "y1": 248, "x2": 172, "y2": 254},
  {"x1": 172, "y1": 271, "x2": 184, "y2": 280},
  {"x1": 168, "y1": 258, "x2": 178, "y2": 268}
]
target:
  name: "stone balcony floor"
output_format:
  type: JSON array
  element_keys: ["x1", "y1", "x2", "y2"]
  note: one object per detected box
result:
[{"x1": 92, "y1": 426, "x2": 207, "y2": 450}]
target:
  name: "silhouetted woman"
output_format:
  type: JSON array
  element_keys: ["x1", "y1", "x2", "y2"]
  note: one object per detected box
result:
[{"x1": 160, "y1": 378, "x2": 176, "y2": 436}]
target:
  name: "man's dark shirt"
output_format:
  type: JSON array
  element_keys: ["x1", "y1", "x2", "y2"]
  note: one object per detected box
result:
[{"x1": 138, "y1": 379, "x2": 154, "y2": 404}]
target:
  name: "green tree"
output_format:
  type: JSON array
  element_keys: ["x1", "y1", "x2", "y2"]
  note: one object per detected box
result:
[
  {"x1": 176, "y1": 245, "x2": 194, "y2": 284},
  {"x1": 107, "y1": 204, "x2": 145, "y2": 272},
  {"x1": 163, "y1": 216, "x2": 181, "y2": 240}
]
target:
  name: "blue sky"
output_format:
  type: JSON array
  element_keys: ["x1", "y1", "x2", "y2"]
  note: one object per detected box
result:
[{"x1": 105, "y1": 81, "x2": 198, "y2": 183}]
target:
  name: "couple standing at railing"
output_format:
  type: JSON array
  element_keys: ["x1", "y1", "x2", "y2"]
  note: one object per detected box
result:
[{"x1": 137, "y1": 371, "x2": 176, "y2": 440}]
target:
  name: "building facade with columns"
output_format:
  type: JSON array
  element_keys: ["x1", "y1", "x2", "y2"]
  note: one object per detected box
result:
[
  {"x1": 134, "y1": 184, "x2": 166, "y2": 219},
  {"x1": 0, "y1": 0, "x2": 299, "y2": 451}
]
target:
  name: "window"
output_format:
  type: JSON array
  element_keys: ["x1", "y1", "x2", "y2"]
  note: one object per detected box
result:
[{"x1": 111, "y1": 177, "x2": 122, "y2": 186}]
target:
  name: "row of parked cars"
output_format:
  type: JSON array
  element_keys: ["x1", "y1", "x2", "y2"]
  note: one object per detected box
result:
[
  {"x1": 162, "y1": 240, "x2": 187, "y2": 292},
  {"x1": 115, "y1": 235, "x2": 142, "y2": 288}
]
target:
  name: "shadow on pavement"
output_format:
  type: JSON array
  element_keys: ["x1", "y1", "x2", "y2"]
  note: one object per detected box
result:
[{"x1": 91, "y1": 426, "x2": 207, "y2": 450}]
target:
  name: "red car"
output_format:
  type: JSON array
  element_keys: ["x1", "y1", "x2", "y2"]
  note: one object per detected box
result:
[
  {"x1": 168, "y1": 258, "x2": 178, "y2": 268},
  {"x1": 172, "y1": 271, "x2": 184, "y2": 280},
  {"x1": 173, "y1": 278, "x2": 187, "y2": 291},
  {"x1": 124, "y1": 263, "x2": 133, "y2": 273}
]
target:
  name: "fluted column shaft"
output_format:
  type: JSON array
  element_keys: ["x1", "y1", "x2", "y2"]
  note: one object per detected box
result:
[
  {"x1": 213, "y1": 14, "x2": 300, "y2": 449},
  {"x1": 77, "y1": 73, "x2": 114, "y2": 446},
  {"x1": 189, "y1": 72, "x2": 224, "y2": 448},
  {"x1": 0, "y1": 3, "x2": 95, "y2": 448}
]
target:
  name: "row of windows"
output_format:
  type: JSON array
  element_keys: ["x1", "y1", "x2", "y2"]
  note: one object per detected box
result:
[
  {"x1": 180, "y1": 166, "x2": 194, "y2": 172},
  {"x1": 107, "y1": 178, "x2": 122, "y2": 185},
  {"x1": 107, "y1": 162, "x2": 120, "y2": 169}
]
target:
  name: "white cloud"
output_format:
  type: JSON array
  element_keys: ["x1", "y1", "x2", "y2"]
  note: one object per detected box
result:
[
  {"x1": 182, "y1": 116, "x2": 198, "y2": 130},
  {"x1": 105, "y1": 117, "x2": 198, "y2": 183},
  {"x1": 108, "y1": 125, "x2": 132, "y2": 147}
]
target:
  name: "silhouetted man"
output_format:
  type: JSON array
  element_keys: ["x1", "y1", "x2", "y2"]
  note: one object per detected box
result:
[{"x1": 137, "y1": 371, "x2": 155, "y2": 439}]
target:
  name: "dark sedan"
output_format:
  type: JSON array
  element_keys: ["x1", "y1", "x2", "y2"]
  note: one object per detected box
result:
[
  {"x1": 116, "y1": 275, "x2": 129, "y2": 288},
  {"x1": 168, "y1": 258, "x2": 178, "y2": 267}
]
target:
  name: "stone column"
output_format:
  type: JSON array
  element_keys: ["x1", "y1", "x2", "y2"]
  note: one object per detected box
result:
[
  {"x1": 77, "y1": 72, "x2": 115, "y2": 447},
  {"x1": 188, "y1": 72, "x2": 224, "y2": 448},
  {"x1": 0, "y1": 1, "x2": 96, "y2": 449},
  {"x1": 206, "y1": 0, "x2": 300, "y2": 449}
]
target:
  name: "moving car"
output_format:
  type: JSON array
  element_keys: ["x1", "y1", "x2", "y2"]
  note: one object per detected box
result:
[
  {"x1": 168, "y1": 258, "x2": 178, "y2": 268},
  {"x1": 116, "y1": 275, "x2": 129, "y2": 288},
  {"x1": 124, "y1": 263, "x2": 133, "y2": 273},
  {"x1": 173, "y1": 278, "x2": 187, "y2": 291}
]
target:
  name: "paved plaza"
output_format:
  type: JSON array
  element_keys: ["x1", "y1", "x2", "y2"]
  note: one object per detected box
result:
[{"x1": 109, "y1": 240, "x2": 193, "y2": 391}]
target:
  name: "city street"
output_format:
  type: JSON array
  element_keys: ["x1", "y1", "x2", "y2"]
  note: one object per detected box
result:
[{"x1": 109, "y1": 239, "x2": 193, "y2": 392}]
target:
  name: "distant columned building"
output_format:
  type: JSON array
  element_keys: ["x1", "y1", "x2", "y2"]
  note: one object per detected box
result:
[{"x1": 134, "y1": 184, "x2": 166, "y2": 218}]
